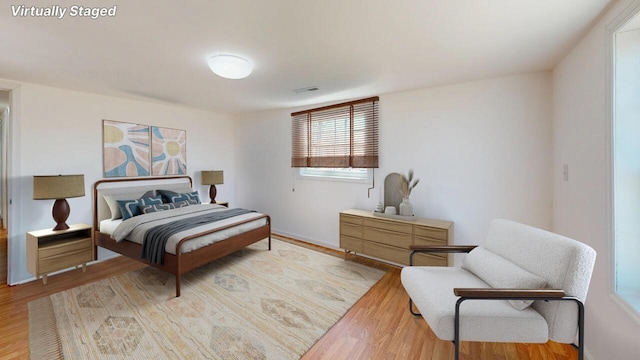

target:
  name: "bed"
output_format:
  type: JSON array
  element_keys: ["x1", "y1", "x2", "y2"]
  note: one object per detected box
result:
[{"x1": 92, "y1": 176, "x2": 271, "y2": 297}]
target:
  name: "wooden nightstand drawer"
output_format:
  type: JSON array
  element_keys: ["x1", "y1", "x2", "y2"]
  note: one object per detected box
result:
[
  {"x1": 39, "y1": 248, "x2": 92, "y2": 274},
  {"x1": 39, "y1": 238, "x2": 92, "y2": 258}
]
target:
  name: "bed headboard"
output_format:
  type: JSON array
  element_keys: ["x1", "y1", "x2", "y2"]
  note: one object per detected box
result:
[{"x1": 93, "y1": 176, "x2": 193, "y2": 230}]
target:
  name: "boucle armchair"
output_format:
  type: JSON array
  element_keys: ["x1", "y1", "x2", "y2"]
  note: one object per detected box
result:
[{"x1": 401, "y1": 219, "x2": 596, "y2": 360}]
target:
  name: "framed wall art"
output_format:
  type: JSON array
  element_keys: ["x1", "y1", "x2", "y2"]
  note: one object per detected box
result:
[
  {"x1": 151, "y1": 126, "x2": 187, "y2": 176},
  {"x1": 102, "y1": 120, "x2": 150, "y2": 177}
]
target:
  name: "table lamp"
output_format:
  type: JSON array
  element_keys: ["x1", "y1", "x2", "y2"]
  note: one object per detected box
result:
[
  {"x1": 201, "y1": 170, "x2": 224, "y2": 204},
  {"x1": 33, "y1": 174, "x2": 85, "y2": 231}
]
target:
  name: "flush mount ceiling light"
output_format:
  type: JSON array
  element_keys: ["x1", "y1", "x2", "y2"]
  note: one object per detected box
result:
[{"x1": 207, "y1": 54, "x2": 253, "y2": 79}]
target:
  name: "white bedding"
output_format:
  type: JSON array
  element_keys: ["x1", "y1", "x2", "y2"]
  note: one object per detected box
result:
[
  {"x1": 100, "y1": 218, "x2": 122, "y2": 235},
  {"x1": 101, "y1": 204, "x2": 268, "y2": 255}
]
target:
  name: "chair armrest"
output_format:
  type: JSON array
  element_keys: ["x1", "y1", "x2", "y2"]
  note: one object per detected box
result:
[
  {"x1": 409, "y1": 245, "x2": 477, "y2": 253},
  {"x1": 453, "y1": 288, "x2": 566, "y2": 299}
]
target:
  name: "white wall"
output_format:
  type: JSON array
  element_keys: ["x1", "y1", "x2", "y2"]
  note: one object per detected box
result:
[
  {"x1": 234, "y1": 72, "x2": 553, "y2": 258},
  {"x1": 552, "y1": 0, "x2": 640, "y2": 358},
  {"x1": 8, "y1": 82, "x2": 235, "y2": 284}
]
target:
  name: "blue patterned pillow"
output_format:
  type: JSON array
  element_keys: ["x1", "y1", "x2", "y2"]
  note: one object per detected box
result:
[
  {"x1": 168, "y1": 191, "x2": 200, "y2": 204},
  {"x1": 139, "y1": 199, "x2": 197, "y2": 214},
  {"x1": 156, "y1": 189, "x2": 178, "y2": 203},
  {"x1": 117, "y1": 195, "x2": 163, "y2": 220},
  {"x1": 173, "y1": 199, "x2": 198, "y2": 208},
  {"x1": 139, "y1": 202, "x2": 176, "y2": 214}
]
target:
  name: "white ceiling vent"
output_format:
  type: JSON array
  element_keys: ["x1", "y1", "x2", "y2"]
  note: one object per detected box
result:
[{"x1": 293, "y1": 86, "x2": 320, "y2": 94}]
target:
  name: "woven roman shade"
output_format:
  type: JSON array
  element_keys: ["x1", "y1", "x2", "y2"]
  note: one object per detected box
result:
[{"x1": 291, "y1": 96, "x2": 379, "y2": 168}]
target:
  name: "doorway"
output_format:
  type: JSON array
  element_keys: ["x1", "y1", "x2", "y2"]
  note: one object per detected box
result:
[{"x1": 0, "y1": 89, "x2": 8, "y2": 285}]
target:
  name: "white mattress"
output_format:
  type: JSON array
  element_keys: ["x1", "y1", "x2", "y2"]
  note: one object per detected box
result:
[{"x1": 99, "y1": 211, "x2": 268, "y2": 255}]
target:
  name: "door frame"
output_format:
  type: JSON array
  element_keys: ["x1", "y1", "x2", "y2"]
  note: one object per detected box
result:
[{"x1": 0, "y1": 79, "x2": 21, "y2": 284}]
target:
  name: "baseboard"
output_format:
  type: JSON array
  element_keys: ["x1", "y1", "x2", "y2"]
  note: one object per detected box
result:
[
  {"x1": 271, "y1": 229, "x2": 402, "y2": 269},
  {"x1": 271, "y1": 228, "x2": 341, "y2": 251},
  {"x1": 8, "y1": 253, "x2": 121, "y2": 286}
]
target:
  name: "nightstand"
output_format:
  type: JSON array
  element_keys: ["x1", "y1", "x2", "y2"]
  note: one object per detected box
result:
[
  {"x1": 27, "y1": 223, "x2": 93, "y2": 284},
  {"x1": 214, "y1": 201, "x2": 229, "y2": 207}
]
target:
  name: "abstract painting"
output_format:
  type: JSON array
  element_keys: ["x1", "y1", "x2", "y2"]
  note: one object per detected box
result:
[
  {"x1": 103, "y1": 120, "x2": 150, "y2": 177},
  {"x1": 151, "y1": 126, "x2": 187, "y2": 175}
]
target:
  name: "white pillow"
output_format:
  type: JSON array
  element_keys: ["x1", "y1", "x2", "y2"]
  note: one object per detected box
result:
[{"x1": 461, "y1": 247, "x2": 547, "y2": 310}]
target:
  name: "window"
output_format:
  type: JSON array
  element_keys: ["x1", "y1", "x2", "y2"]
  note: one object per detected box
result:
[
  {"x1": 291, "y1": 96, "x2": 379, "y2": 169},
  {"x1": 299, "y1": 167, "x2": 370, "y2": 181},
  {"x1": 612, "y1": 12, "x2": 640, "y2": 314}
]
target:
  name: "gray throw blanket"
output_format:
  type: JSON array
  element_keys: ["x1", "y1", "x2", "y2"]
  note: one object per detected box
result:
[{"x1": 142, "y1": 208, "x2": 255, "y2": 264}]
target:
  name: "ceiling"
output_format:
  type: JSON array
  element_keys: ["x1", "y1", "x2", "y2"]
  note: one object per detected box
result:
[{"x1": 0, "y1": 0, "x2": 612, "y2": 114}]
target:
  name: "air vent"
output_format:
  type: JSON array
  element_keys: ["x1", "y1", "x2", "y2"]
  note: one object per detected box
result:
[{"x1": 293, "y1": 86, "x2": 320, "y2": 94}]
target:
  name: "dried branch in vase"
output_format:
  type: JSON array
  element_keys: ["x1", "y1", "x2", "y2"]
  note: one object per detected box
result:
[{"x1": 398, "y1": 169, "x2": 420, "y2": 198}]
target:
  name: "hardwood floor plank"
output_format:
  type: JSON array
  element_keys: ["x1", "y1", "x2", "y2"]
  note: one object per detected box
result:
[
  {"x1": 0, "y1": 228, "x2": 6, "y2": 286},
  {"x1": 0, "y1": 232, "x2": 579, "y2": 359}
]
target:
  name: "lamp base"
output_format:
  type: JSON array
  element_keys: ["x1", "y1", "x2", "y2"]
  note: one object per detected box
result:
[
  {"x1": 52, "y1": 198, "x2": 70, "y2": 231},
  {"x1": 209, "y1": 184, "x2": 218, "y2": 204}
]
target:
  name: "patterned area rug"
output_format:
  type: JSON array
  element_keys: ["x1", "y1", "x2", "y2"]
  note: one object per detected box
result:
[{"x1": 28, "y1": 238, "x2": 384, "y2": 359}]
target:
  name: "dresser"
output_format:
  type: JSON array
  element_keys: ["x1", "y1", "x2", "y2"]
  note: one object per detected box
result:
[{"x1": 339, "y1": 209, "x2": 453, "y2": 266}]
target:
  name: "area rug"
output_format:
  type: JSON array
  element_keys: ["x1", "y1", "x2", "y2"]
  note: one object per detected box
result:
[{"x1": 28, "y1": 238, "x2": 384, "y2": 359}]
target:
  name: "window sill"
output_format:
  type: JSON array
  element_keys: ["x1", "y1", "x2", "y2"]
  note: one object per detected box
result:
[{"x1": 611, "y1": 292, "x2": 640, "y2": 326}]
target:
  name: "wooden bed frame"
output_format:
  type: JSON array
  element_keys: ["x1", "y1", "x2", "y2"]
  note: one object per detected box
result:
[{"x1": 92, "y1": 176, "x2": 271, "y2": 297}]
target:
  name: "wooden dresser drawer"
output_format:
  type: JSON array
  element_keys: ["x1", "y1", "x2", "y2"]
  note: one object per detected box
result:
[
  {"x1": 39, "y1": 248, "x2": 92, "y2": 273},
  {"x1": 413, "y1": 235, "x2": 447, "y2": 247},
  {"x1": 412, "y1": 252, "x2": 447, "y2": 267},
  {"x1": 414, "y1": 226, "x2": 447, "y2": 240},
  {"x1": 363, "y1": 227, "x2": 412, "y2": 248},
  {"x1": 39, "y1": 238, "x2": 92, "y2": 258},
  {"x1": 340, "y1": 214, "x2": 363, "y2": 225},
  {"x1": 363, "y1": 242, "x2": 410, "y2": 265},
  {"x1": 340, "y1": 222, "x2": 363, "y2": 238},
  {"x1": 363, "y1": 218, "x2": 412, "y2": 234},
  {"x1": 340, "y1": 235, "x2": 363, "y2": 253}
]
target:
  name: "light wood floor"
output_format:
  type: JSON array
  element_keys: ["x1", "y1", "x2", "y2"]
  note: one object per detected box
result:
[{"x1": 0, "y1": 233, "x2": 578, "y2": 360}]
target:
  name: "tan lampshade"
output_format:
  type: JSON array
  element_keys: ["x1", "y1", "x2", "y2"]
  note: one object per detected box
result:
[
  {"x1": 201, "y1": 170, "x2": 224, "y2": 185},
  {"x1": 33, "y1": 175, "x2": 85, "y2": 200}
]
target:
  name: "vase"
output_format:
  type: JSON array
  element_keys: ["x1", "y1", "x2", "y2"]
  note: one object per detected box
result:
[{"x1": 399, "y1": 197, "x2": 413, "y2": 216}]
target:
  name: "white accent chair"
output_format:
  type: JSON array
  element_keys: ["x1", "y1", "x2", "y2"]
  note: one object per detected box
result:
[{"x1": 401, "y1": 219, "x2": 596, "y2": 360}]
